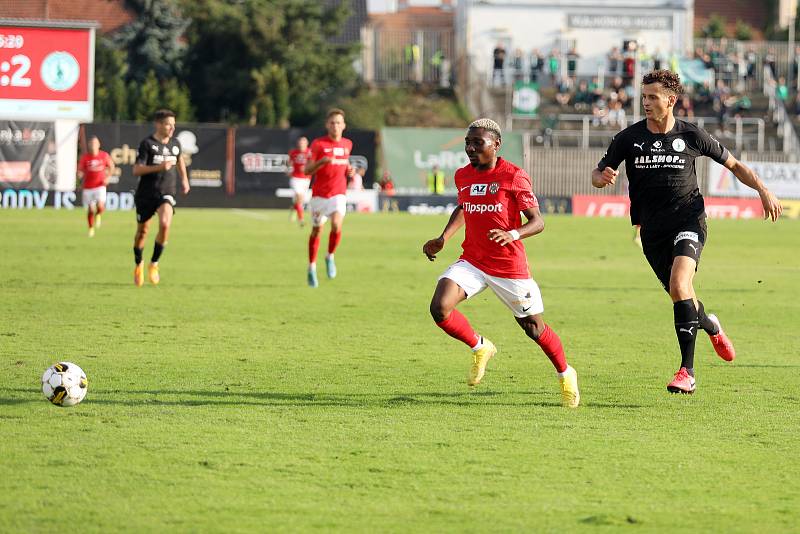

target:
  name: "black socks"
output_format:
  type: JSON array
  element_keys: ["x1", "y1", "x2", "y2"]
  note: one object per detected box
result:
[
  {"x1": 134, "y1": 247, "x2": 143, "y2": 265},
  {"x1": 674, "y1": 299, "x2": 699, "y2": 373},
  {"x1": 151, "y1": 242, "x2": 165, "y2": 263},
  {"x1": 697, "y1": 300, "x2": 719, "y2": 335}
]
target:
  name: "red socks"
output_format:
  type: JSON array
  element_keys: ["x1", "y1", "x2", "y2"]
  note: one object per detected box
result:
[
  {"x1": 308, "y1": 234, "x2": 320, "y2": 263},
  {"x1": 436, "y1": 309, "x2": 480, "y2": 348},
  {"x1": 535, "y1": 324, "x2": 568, "y2": 373},
  {"x1": 294, "y1": 202, "x2": 303, "y2": 221},
  {"x1": 328, "y1": 231, "x2": 342, "y2": 255},
  {"x1": 87, "y1": 210, "x2": 95, "y2": 228}
]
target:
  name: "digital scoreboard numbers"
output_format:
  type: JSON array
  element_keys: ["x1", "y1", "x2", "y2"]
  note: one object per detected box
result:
[{"x1": 0, "y1": 24, "x2": 95, "y2": 121}]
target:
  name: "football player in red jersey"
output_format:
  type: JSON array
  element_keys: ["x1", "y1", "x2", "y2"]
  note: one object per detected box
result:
[
  {"x1": 287, "y1": 136, "x2": 312, "y2": 226},
  {"x1": 303, "y1": 109, "x2": 355, "y2": 287},
  {"x1": 77, "y1": 135, "x2": 115, "y2": 237},
  {"x1": 422, "y1": 118, "x2": 580, "y2": 407}
]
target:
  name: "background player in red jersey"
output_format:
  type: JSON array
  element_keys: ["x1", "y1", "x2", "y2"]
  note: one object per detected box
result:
[
  {"x1": 422, "y1": 118, "x2": 580, "y2": 407},
  {"x1": 303, "y1": 108, "x2": 355, "y2": 288},
  {"x1": 287, "y1": 136, "x2": 312, "y2": 226},
  {"x1": 77, "y1": 135, "x2": 115, "y2": 237}
]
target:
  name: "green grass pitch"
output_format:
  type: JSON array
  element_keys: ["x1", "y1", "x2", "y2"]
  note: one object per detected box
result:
[{"x1": 1, "y1": 208, "x2": 798, "y2": 532}]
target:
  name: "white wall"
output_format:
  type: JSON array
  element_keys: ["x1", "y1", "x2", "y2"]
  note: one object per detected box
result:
[{"x1": 463, "y1": 3, "x2": 692, "y2": 77}]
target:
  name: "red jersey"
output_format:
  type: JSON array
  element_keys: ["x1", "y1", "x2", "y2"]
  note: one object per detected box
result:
[
  {"x1": 288, "y1": 148, "x2": 312, "y2": 179},
  {"x1": 455, "y1": 158, "x2": 539, "y2": 279},
  {"x1": 78, "y1": 151, "x2": 112, "y2": 189},
  {"x1": 309, "y1": 136, "x2": 352, "y2": 198}
]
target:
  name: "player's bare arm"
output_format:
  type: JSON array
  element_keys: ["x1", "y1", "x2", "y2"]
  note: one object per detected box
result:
[
  {"x1": 488, "y1": 206, "x2": 544, "y2": 247},
  {"x1": 178, "y1": 155, "x2": 190, "y2": 195},
  {"x1": 592, "y1": 166, "x2": 618, "y2": 188},
  {"x1": 423, "y1": 205, "x2": 465, "y2": 261},
  {"x1": 105, "y1": 158, "x2": 115, "y2": 186},
  {"x1": 723, "y1": 154, "x2": 782, "y2": 221}
]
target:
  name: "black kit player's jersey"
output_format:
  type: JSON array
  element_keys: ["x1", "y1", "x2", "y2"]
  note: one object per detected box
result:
[
  {"x1": 135, "y1": 135, "x2": 182, "y2": 197},
  {"x1": 598, "y1": 119, "x2": 729, "y2": 240}
]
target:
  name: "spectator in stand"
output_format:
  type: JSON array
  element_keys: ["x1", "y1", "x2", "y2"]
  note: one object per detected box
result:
[
  {"x1": 607, "y1": 46, "x2": 622, "y2": 76},
  {"x1": 607, "y1": 99, "x2": 626, "y2": 128},
  {"x1": 547, "y1": 50, "x2": 560, "y2": 85},
  {"x1": 589, "y1": 76, "x2": 603, "y2": 102},
  {"x1": 573, "y1": 80, "x2": 593, "y2": 111},
  {"x1": 675, "y1": 95, "x2": 695, "y2": 119},
  {"x1": 622, "y1": 42, "x2": 636, "y2": 84},
  {"x1": 776, "y1": 76, "x2": 789, "y2": 102},
  {"x1": 529, "y1": 49, "x2": 544, "y2": 83},
  {"x1": 592, "y1": 96, "x2": 609, "y2": 126},
  {"x1": 652, "y1": 48, "x2": 664, "y2": 71},
  {"x1": 765, "y1": 49, "x2": 777, "y2": 77},
  {"x1": 555, "y1": 76, "x2": 572, "y2": 107},
  {"x1": 493, "y1": 42, "x2": 506, "y2": 86},
  {"x1": 567, "y1": 48, "x2": 580, "y2": 82},
  {"x1": 745, "y1": 46, "x2": 758, "y2": 90},
  {"x1": 794, "y1": 92, "x2": 800, "y2": 117},
  {"x1": 511, "y1": 48, "x2": 525, "y2": 83},
  {"x1": 610, "y1": 75, "x2": 625, "y2": 94}
]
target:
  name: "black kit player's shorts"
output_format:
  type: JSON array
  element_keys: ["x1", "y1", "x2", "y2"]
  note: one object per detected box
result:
[
  {"x1": 135, "y1": 192, "x2": 177, "y2": 223},
  {"x1": 642, "y1": 217, "x2": 707, "y2": 291}
]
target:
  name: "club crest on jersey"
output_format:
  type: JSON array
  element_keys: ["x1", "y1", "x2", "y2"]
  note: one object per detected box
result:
[
  {"x1": 172, "y1": 146, "x2": 180, "y2": 155},
  {"x1": 489, "y1": 182, "x2": 499, "y2": 194},
  {"x1": 672, "y1": 138, "x2": 686, "y2": 152},
  {"x1": 470, "y1": 184, "x2": 488, "y2": 196}
]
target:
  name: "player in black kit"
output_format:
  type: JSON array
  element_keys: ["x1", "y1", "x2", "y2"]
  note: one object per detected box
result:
[
  {"x1": 592, "y1": 70, "x2": 782, "y2": 394},
  {"x1": 132, "y1": 109, "x2": 190, "y2": 287}
]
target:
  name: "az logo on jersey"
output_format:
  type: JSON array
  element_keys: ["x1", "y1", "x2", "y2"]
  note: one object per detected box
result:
[{"x1": 470, "y1": 184, "x2": 488, "y2": 196}]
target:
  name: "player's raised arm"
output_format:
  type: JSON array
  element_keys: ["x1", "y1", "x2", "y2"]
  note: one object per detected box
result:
[
  {"x1": 487, "y1": 206, "x2": 544, "y2": 246},
  {"x1": 423, "y1": 205, "x2": 465, "y2": 261},
  {"x1": 722, "y1": 154, "x2": 782, "y2": 221}
]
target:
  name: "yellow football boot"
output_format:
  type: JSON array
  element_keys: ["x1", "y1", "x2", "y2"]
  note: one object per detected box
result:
[
  {"x1": 134, "y1": 263, "x2": 144, "y2": 287},
  {"x1": 468, "y1": 338, "x2": 497, "y2": 386},
  {"x1": 148, "y1": 263, "x2": 160, "y2": 285},
  {"x1": 559, "y1": 366, "x2": 580, "y2": 408}
]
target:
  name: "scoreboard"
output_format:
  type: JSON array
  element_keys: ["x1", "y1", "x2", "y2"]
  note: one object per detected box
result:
[{"x1": 0, "y1": 22, "x2": 95, "y2": 121}]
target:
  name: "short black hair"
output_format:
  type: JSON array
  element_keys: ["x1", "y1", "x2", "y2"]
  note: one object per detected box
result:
[{"x1": 154, "y1": 109, "x2": 176, "y2": 122}]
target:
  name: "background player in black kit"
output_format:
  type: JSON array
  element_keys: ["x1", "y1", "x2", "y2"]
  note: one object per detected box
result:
[
  {"x1": 132, "y1": 109, "x2": 190, "y2": 287},
  {"x1": 592, "y1": 70, "x2": 782, "y2": 394}
]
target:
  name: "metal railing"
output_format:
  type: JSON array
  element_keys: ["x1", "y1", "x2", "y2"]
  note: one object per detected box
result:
[{"x1": 361, "y1": 27, "x2": 455, "y2": 86}]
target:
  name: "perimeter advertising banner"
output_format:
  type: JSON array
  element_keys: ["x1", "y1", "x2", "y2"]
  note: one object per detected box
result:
[
  {"x1": 708, "y1": 160, "x2": 800, "y2": 200},
  {"x1": 381, "y1": 127, "x2": 525, "y2": 190},
  {"x1": 0, "y1": 120, "x2": 55, "y2": 189},
  {"x1": 83, "y1": 122, "x2": 229, "y2": 207},
  {"x1": 572, "y1": 194, "x2": 765, "y2": 219},
  {"x1": 235, "y1": 128, "x2": 376, "y2": 194},
  {"x1": 0, "y1": 23, "x2": 95, "y2": 121}
]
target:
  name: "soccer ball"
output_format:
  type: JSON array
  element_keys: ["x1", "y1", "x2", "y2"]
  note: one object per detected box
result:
[{"x1": 41, "y1": 362, "x2": 88, "y2": 407}]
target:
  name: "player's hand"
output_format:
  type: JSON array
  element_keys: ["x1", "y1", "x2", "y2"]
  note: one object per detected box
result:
[
  {"x1": 487, "y1": 228, "x2": 516, "y2": 246},
  {"x1": 182, "y1": 182, "x2": 191, "y2": 195},
  {"x1": 759, "y1": 189, "x2": 782, "y2": 221},
  {"x1": 162, "y1": 160, "x2": 175, "y2": 171},
  {"x1": 423, "y1": 237, "x2": 445, "y2": 261},
  {"x1": 597, "y1": 166, "x2": 618, "y2": 186}
]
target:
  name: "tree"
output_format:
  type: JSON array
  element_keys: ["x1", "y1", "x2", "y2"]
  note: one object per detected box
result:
[
  {"x1": 183, "y1": 0, "x2": 359, "y2": 125},
  {"x1": 114, "y1": 0, "x2": 189, "y2": 82},
  {"x1": 94, "y1": 37, "x2": 131, "y2": 120},
  {"x1": 700, "y1": 14, "x2": 728, "y2": 39},
  {"x1": 734, "y1": 20, "x2": 754, "y2": 41},
  {"x1": 132, "y1": 71, "x2": 162, "y2": 121}
]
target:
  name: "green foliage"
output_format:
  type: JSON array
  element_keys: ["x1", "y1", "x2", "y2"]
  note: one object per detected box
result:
[
  {"x1": 182, "y1": 0, "x2": 359, "y2": 125},
  {"x1": 700, "y1": 14, "x2": 728, "y2": 39},
  {"x1": 162, "y1": 78, "x2": 196, "y2": 122},
  {"x1": 115, "y1": 0, "x2": 188, "y2": 82},
  {"x1": 132, "y1": 71, "x2": 162, "y2": 121},
  {"x1": 338, "y1": 88, "x2": 471, "y2": 130},
  {"x1": 1, "y1": 211, "x2": 800, "y2": 531},
  {"x1": 734, "y1": 20, "x2": 754, "y2": 41},
  {"x1": 94, "y1": 38, "x2": 131, "y2": 121}
]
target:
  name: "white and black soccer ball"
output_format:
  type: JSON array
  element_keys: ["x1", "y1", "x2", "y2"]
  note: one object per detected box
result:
[{"x1": 41, "y1": 362, "x2": 88, "y2": 407}]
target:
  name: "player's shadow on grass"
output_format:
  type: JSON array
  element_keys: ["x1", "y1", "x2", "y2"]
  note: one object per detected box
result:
[{"x1": 1, "y1": 387, "x2": 645, "y2": 409}]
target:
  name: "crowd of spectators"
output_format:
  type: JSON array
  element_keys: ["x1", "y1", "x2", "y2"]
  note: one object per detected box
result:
[{"x1": 491, "y1": 39, "x2": 800, "y2": 128}]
